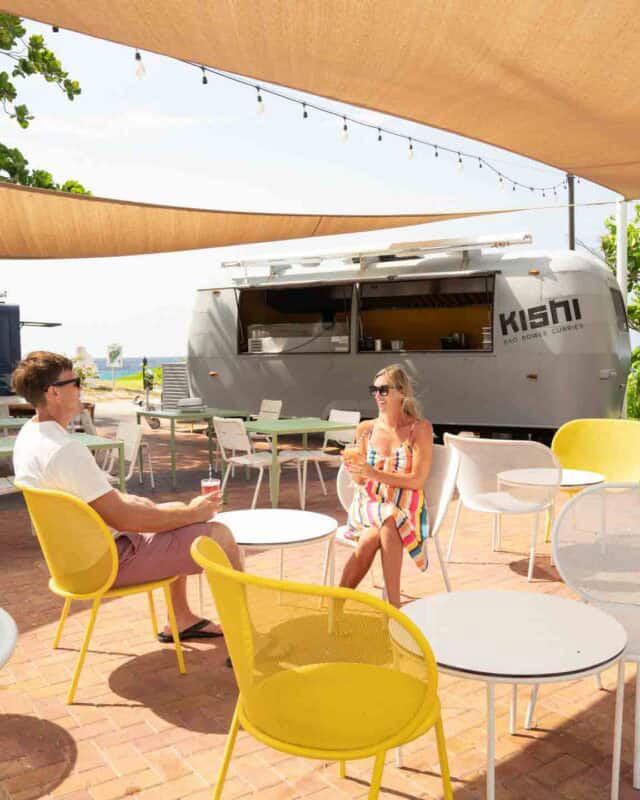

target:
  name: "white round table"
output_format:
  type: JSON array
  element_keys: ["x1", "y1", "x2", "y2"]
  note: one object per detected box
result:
[
  {"x1": 215, "y1": 508, "x2": 338, "y2": 583},
  {"x1": 0, "y1": 607, "x2": 18, "y2": 670},
  {"x1": 400, "y1": 591, "x2": 626, "y2": 800},
  {"x1": 498, "y1": 467, "x2": 604, "y2": 489},
  {"x1": 498, "y1": 468, "x2": 605, "y2": 549}
]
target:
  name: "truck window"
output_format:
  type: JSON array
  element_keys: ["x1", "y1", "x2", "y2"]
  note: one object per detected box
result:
[
  {"x1": 358, "y1": 275, "x2": 494, "y2": 352},
  {"x1": 237, "y1": 285, "x2": 352, "y2": 354},
  {"x1": 609, "y1": 288, "x2": 629, "y2": 333}
]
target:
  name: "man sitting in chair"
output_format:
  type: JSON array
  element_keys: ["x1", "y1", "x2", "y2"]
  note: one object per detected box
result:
[{"x1": 11, "y1": 351, "x2": 242, "y2": 642}]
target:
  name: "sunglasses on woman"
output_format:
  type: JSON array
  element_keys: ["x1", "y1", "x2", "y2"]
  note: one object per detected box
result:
[
  {"x1": 50, "y1": 377, "x2": 81, "y2": 389},
  {"x1": 369, "y1": 384, "x2": 398, "y2": 397}
]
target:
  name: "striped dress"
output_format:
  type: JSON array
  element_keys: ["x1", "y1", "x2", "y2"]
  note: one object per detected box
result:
[{"x1": 347, "y1": 422, "x2": 429, "y2": 571}]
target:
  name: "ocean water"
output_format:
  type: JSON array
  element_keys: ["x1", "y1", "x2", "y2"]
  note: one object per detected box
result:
[{"x1": 93, "y1": 356, "x2": 185, "y2": 380}]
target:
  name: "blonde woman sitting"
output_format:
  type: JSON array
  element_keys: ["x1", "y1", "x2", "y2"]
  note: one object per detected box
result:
[{"x1": 341, "y1": 364, "x2": 433, "y2": 607}]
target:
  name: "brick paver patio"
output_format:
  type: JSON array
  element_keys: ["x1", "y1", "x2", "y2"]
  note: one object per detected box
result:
[{"x1": 1, "y1": 416, "x2": 638, "y2": 799}]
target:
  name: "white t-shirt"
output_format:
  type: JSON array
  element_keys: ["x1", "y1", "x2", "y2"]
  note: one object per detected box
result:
[{"x1": 13, "y1": 419, "x2": 114, "y2": 504}]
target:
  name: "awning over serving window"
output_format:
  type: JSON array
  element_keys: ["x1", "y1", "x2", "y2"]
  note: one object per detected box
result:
[
  {"x1": 3, "y1": 0, "x2": 640, "y2": 197},
  {"x1": 0, "y1": 183, "x2": 530, "y2": 259}
]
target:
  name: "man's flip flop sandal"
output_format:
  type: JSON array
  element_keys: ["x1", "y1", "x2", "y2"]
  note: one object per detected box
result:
[{"x1": 157, "y1": 618, "x2": 224, "y2": 643}]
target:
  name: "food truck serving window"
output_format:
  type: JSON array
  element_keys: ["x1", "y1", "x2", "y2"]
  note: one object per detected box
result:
[
  {"x1": 358, "y1": 275, "x2": 495, "y2": 353},
  {"x1": 237, "y1": 285, "x2": 352, "y2": 354}
]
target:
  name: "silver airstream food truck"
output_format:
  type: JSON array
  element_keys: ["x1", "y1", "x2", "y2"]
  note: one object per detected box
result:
[{"x1": 187, "y1": 234, "x2": 631, "y2": 442}]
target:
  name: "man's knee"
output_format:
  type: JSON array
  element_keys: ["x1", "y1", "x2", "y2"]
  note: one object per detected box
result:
[
  {"x1": 208, "y1": 521, "x2": 235, "y2": 550},
  {"x1": 207, "y1": 521, "x2": 243, "y2": 569}
]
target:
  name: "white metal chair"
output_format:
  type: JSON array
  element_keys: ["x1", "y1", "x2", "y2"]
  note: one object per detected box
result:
[
  {"x1": 249, "y1": 399, "x2": 283, "y2": 443},
  {"x1": 244, "y1": 399, "x2": 283, "y2": 476},
  {"x1": 443, "y1": 434, "x2": 560, "y2": 581},
  {"x1": 525, "y1": 483, "x2": 640, "y2": 797},
  {"x1": 68, "y1": 409, "x2": 97, "y2": 435},
  {"x1": 329, "y1": 444, "x2": 459, "y2": 595},
  {"x1": 280, "y1": 410, "x2": 361, "y2": 509},
  {"x1": 103, "y1": 421, "x2": 155, "y2": 489},
  {"x1": 214, "y1": 417, "x2": 303, "y2": 509}
]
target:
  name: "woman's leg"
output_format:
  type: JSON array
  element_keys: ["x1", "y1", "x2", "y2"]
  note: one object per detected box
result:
[
  {"x1": 339, "y1": 528, "x2": 381, "y2": 591},
  {"x1": 379, "y1": 518, "x2": 403, "y2": 607}
]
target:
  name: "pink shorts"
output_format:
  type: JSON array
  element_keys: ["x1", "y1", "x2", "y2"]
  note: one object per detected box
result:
[{"x1": 113, "y1": 523, "x2": 210, "y2": 588}]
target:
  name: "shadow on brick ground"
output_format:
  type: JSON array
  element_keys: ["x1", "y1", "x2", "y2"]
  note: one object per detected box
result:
[{"x1": 0, "y1": 715, "x2": 76, "y2": 799}]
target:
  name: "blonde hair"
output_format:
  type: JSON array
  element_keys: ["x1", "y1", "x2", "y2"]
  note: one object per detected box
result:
[{"x1": 375, "y1": 363, "x2": 422, "y2": 419}]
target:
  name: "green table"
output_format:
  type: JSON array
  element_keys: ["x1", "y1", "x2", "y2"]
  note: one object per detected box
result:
[
  {"x1": 244, "y1": 417, "x2": 357, "y2": 507},
  {"x1": 0, "y1": 433, "x2": 127, "y2": 492},
  {"x1": 0, "y1": 418, "x2": 27, "y2": 435},
  {"x1": 136, "y1": 407, "x2": 250, "y2": 489}
]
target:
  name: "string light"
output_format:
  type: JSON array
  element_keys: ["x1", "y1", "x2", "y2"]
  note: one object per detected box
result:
[
  {"x1": 340, "y1": 116, "x2": 349, "y2": 143},
  {"x1": 52, "y1": 25, "x2": 59, "y2": 32},
  {"x1": 182, "y1": 59, "x2": 568, "y2": 196},
  {"x1": 256, "y1": 86, "x2": 265, "y2": 114},
  {"x1": 201, "y1": 67, "x2": 208, "y2": 85},
  {"x1": 134, "y1": 50, "x2": 146, "y2": 79}
]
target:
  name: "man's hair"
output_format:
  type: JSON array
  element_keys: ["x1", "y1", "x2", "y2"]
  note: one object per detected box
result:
[{"x1": 11, "y1": 351, "x2": 73, "y2": 406}]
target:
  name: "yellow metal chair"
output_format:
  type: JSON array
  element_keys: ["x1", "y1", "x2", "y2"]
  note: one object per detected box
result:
[
  {"x1": 19, "y1": 485, "x2": 185, "y2": 704},
  {"x1": 545, "y1": 418, "x2": 640, "y2": 540},
  {"x1": 191, "y1": 537, "x2": 452, "y2": 800}
]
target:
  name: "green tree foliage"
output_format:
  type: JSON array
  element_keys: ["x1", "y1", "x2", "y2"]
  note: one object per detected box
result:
[
  {"x1": 600, "y1": 205, "x2": 640, "y2": 416},
  {"x1": 627, "y1": 346, "x2": 640, "y2": 419},
  {"x1": 601, "y1": 203, "x2": 640, "y2": 332},
  {"x1": 0, "y1": 13, "x2": 89, "y2": 193}
]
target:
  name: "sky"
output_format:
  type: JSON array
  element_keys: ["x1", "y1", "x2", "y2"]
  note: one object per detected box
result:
[{"x1": 1, "y1": 18, "x2": 637, "y2": 358}]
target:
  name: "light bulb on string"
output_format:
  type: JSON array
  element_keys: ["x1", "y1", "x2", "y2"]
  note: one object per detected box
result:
[
  {"x1": 377, "y1": 128, "x2": 382, "y2": 142},
  {"x1": 340, "y1": 116, "x2": 349, "y2": 143},
  {"x1": 478, "y1": 158, "x2": 483, "y2": 169},
  {"x1": 499, "y1": 175, "x2": 506, "y2": 192},
  {"x1": 456, "y1": 153, "x2": 463, "y2": 173},
  {"x1": 434, "y1": 145, "x2": 439, "y2": 158},
  {"x1": 201, "y1": 67, "x2": 208, "y2": 85},
  {"x1": 256, "y1": 87, "x2": 265, "y2": 114},
  {"x1": 302, "y1": 103, "x2": 308, "y2": 119},
  {"x1": 134, "y1": 50, "x2": 146, "y2": 79},
  {"x1": 52, "y1": 25, "x2": 59, "y2": 32},
  {"x1": 408, "y1": 138, "x2": 414, "y2": 159}
]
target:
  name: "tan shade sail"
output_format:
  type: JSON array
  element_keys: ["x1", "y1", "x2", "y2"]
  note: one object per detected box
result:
[
  {"x1": 2, "y1": 1, "x2": 639, "y2": 198},
  {"x1": 0, "y1": 183, "x2": 527, "y2": 259}
]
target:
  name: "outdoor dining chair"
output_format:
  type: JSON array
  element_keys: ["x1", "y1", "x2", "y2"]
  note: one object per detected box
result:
[
  {"x1": 101, "y1": 420, "x2": 155, "y2": 489},
  {"x1": 443, "y1": 434, "x2": 561, "y2": 581},
  {"x1": 525, "y1": 483, "x2": 640, "y2": 797},
  {"x1": 191, "y1": 536, "x2": 452, "y2": 800},
  {"x1": 280, "y1": 409, "x2": 361, "y2": 509},
  {"x1": 248, "y1": 398, "x2": 283, "y2": 448},
  {"x1": 331, "y1": 444, "x2": 459, "y2": 595},
  {"x1": 213, "y1": 416, "x2": 303, "y2": 508},
  {"x1": 544, "y1": 417, "x2": 640, "y2": 540},
  {"x1": 18, "y1": 485, "x2": 185, "y2": 704}
]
